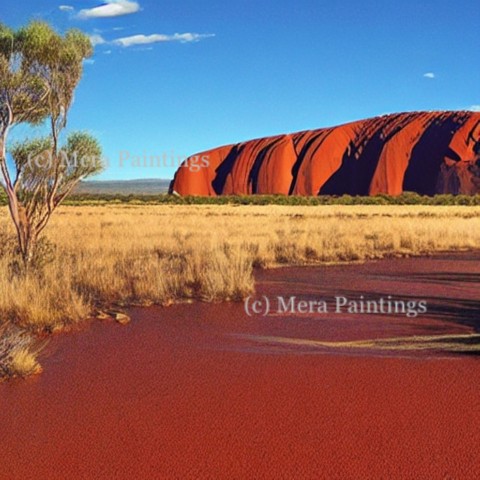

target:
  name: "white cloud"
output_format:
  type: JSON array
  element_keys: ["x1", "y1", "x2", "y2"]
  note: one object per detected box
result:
[
  {"x1": 467, "y1": 105, "x2": 480, "y2": 112},
  {"x1": 114, "y1": 32, "x2": 215, "y2": 47},
  {"x1": 78, "y1": 0, "x2": 140, "y2": 20},
  {"x1": 59, "y1": 5, "x2": 74, "y2": 11},
  {"x1": 423, "y1": 72, "x2": 436, "y2": 79},
  {"x1": 89, "y1": 34, "x2": 107, "y2": 46},
  {"x1": 84, "y1": 59, "x2": 95, "y2": 65}
]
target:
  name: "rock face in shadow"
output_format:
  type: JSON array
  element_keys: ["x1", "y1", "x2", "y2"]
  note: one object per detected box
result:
[{"x1": 170, "y1": 112, "x2": 480, "y2": 196}]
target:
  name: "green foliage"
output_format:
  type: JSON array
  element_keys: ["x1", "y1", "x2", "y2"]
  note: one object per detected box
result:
[
  {"x1": 0, "y1": 21, "x2": 93, "y2": 129},
  {"x1": 61, "y1": 193, "x2": 480, "y2": 206},
  {"x1": 65, "y1": 29, "x2": 93, "y2": 59},
  {"x1": 0, "y1": 24, "x2": 14, "y2": 58},
  {"x1": 1, "y1": 24, "x2": 50, "y2": 125},
  {"x1": 62, "y1": 132, "x2": 103, "y2": 180},
  {"x1": 2, "y1": 185, "x2": 479, "y2": 208},
  {"x1": 9, "y1": 137, "x2": 52, "y2": 193},
  {"x1": 9, "y1": 132, "x2": 103, "y2": 211}
]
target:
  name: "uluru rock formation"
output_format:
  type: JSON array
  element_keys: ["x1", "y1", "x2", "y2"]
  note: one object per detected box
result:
[{"x1": 171, "y1": 112, "x2": 480, "y2": 196}]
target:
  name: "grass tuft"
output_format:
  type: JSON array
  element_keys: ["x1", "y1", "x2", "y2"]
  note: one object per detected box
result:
[{"x1": 0, "y1": 323, "x2": 44, "y2": 380}]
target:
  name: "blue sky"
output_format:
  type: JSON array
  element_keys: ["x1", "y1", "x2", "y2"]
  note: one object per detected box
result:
[{"x1": 2, "y1": 0, "x2": 479, "y2": 180}]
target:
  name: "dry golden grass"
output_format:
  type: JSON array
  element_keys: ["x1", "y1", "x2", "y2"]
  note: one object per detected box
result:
[
  {"x1": 0, "y1": 204, "x2": 478, "y2": 334},
  {"x1": 0, "y1": 323, "x2": 43, "y2": 380},
  {"x1": 243, "y1": 334, "x2": 480, "y2": 354},
  {"x1": 8, "y1": 346, "x2": 43, "y2": 377}
]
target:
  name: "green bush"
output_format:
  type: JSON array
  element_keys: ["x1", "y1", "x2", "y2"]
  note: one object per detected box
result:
[{"x1": 56, "y1": 192, "x2": 480, "y2": 206}]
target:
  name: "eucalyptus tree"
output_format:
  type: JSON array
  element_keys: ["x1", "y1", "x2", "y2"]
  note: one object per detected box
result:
[
  {"x1": 0, "y1": 21, "x2": 102, "y2": 266},
  {"x1": 9, "y1": 133, "x2": 102, "y2": 264}
]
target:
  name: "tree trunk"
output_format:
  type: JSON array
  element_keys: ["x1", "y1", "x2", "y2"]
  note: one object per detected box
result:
[
  {"x1": 17, "y1": 211, "x2": 36, "y2": 267},
  {"x1": 0, "y1": 134, "x2": 36, "y2": 268},
  {"x1": 22, "y1": 231, "x2": 37, "y2": 267}
]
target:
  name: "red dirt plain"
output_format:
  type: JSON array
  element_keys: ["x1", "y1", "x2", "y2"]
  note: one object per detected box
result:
[{"x1": 1, "y1": 252, "x2": 480, "y2": 479}]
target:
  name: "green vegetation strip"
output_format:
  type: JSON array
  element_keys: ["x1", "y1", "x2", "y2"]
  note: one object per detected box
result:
[{"x1": 53, "y1": 192, "x2": 480, "y2": 206}]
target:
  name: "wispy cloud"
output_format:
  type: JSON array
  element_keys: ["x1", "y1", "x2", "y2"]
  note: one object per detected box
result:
[
  {"x1": 59, "y1": 5, "x2": 74, "y2": 11},
  {"x1": 467, "y1": 105, "x2": 480, "y2": 112},
  {"x1": 114, "y1": 33, "x2": 215, "y2": 47},
  {"x1": 89, "y1": 34, "x2": 107, "y2": 46},
  {"x1": 423, "y1": 72, "x2": 436, "y2": 79},
  {"x1": 78, "y1": 0, "x2": 140, "y2": 20}
]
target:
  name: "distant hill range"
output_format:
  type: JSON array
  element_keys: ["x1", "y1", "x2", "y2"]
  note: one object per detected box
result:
[{"x1": 74, "y1": 179, "x2": 171, "y2": 195}]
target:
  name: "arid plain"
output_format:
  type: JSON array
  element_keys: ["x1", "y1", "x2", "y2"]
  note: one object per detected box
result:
[{"x1": 1, "y1": 204, "x2": 480, "y2": 478}]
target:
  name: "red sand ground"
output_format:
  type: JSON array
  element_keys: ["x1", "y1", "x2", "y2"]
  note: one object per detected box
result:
[{"x1": 1, "y1": 252, "x2": 480, "y2": 479}]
